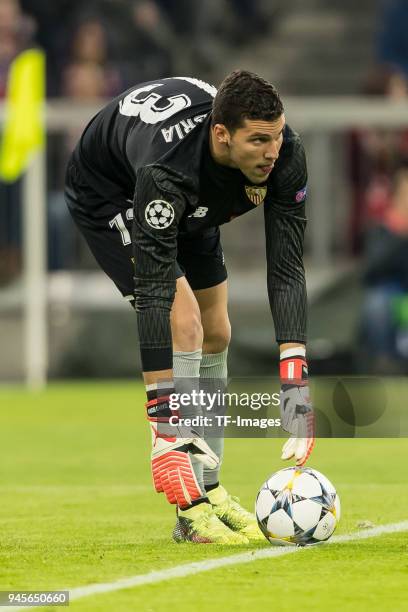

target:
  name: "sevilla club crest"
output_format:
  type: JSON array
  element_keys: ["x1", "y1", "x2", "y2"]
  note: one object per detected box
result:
[{"x1": 245, "y1": 185, "x2": 267, "y2": 206}]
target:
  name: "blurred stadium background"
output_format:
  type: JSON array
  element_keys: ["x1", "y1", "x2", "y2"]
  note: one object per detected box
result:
[{"x1": 1, "y1": 0, "x2": 408, "y2": 384}]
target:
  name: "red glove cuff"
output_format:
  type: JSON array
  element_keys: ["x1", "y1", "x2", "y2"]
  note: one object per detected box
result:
[{"x1": 280, "y1": 356, "x2": 308, "y2": 385}]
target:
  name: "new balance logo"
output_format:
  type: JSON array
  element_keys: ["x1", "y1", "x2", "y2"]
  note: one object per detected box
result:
[{"x1": 188, "y1": 206, "x2": 208, "y2": 218}]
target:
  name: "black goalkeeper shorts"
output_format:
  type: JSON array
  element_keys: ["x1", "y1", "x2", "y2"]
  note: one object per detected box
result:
[{"x1": 64, "y1": 162, "x2": 227, "y2": 302}]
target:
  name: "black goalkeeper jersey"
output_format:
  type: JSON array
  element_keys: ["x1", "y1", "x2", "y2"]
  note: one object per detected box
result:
[{"x1": 70, "y1": 76, "x2": 308, "y2": 371}]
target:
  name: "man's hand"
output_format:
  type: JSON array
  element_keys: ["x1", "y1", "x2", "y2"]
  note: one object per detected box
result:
[
  {"x1": 279, "y1": 348, "x2": 315, "y2": 466},
  {"x1": 280, "y1": 384, "x2": 315, "y2": 465},
  {"x1": 146, "y1": 397, "x2": 219, "y2": 508}
]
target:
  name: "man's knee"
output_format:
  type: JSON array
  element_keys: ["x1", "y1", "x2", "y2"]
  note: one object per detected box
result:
[
  {"x1": 202, "y1": 318, "x2": 231, "y2": 354},
  {"x1": 172, "y1": 311, "x2": 204, "y2": 351}
]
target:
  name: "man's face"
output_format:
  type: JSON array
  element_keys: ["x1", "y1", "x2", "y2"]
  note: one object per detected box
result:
[{"x1": 223, "y1": 115, "x2": 285, "y2": 184}]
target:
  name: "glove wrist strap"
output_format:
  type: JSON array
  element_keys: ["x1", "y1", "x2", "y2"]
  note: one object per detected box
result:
[
  {"x1": 146, "y1": 396, "x2": 179, "y2": 422},
  {"x1": 280, "y1": 356, "x2": 308, "y2": 385}
]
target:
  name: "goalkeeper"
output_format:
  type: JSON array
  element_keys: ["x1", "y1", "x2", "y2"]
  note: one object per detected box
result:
[{"x1": 65, "y1": 70, "x2": 314, "y2": 544}]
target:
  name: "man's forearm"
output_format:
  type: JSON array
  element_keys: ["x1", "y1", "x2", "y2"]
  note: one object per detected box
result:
[
  {"x1": 136, "y1": 305, "x2": 174, "y2": 371},
  {"x1": 269, "y1": 281, "x2": 308, "y2": 346},
  {"x1": 279, "y1": 342, "x2": 305, "y2": 354}
]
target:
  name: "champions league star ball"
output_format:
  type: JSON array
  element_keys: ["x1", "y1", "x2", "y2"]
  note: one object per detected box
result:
[
  {"x1": 255, "y1": 467, "x2": 341, "y2": 546},
  {"x1": 145, "y1": 200, "x2": 175, "y2": 229}
]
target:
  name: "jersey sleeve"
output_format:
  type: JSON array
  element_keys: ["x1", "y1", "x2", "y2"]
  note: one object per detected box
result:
[
  {"x1": 264, "y1": 135, "x2": 308, "y2": 345},
  {"x1": 132, "y1": 165, "x2": 187, "y2": 372}
]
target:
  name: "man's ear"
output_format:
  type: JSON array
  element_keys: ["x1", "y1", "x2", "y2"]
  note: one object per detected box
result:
[{"x1": 212, "y1": 123, "x2": 230, "y2": 145}]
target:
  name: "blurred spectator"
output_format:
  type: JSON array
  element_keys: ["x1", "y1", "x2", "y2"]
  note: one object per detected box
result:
[
  {"x1": 152, "y1": 0, "x2": 239, "y2": 74},
  {"x1": 16, "y1": 0, "x2": 278, "y2": 95},
  {"x1": 111, "y1": 0, "x2": 175, "y2": 86},
  {"x1": 62, "y1": 18, "x2": 122, "y2": 97},
  {"x1": 49, "y1": 59, "x2": 119, "y2": 271},
  {"x1": 70, "y1": 18, "x2": 107, "y2": 64},
  {"x1": 0, "y1": 0, "x2": 36, "y2": 97},
  {"x1": 19, "y1": 0, "x2": 81, "y2": 94},
  {"x1": 377, "y1": 0, "x2": 408, "y2": 80},
  {"x1": 348, "y1": 68, "x2": 408, "y2": 252},
  {"x1": 359, "y1": 165, "x2": 408, "y2": 373},
  {"x1": 61, "y1": 59, "x2": 117, "y2": 155},
  {"x1": 157, "y1": 0, "x2": 272, "y2": 47},
  {"x1": 63, "y1": 61, "x2": 112, "y2": 101},
  {"x1": 0, "y1": 0, "x2": 36, "y2": 285},
  {"x1": 353, "y1": 0, "x2": 408, "y2": 255}
]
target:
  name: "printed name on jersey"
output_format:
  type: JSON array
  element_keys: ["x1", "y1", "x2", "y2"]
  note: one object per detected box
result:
[
  {"x1": 119, "y1": 84, "x2": 191, "y2": 124},
  {"x1": 187, "y1": 206, "x2": 208, "y2": 218},
  {"x1": 145, "y1": 200, "x2": 175, "y2": 229},
  {"x1": 295, "y1": 186, "x2": 307, "y2": 203},
  {"x1": 245, "y1": 185, "x2": 267, "y2": 206},
  {"x1": 161, "y1": 113, "x2": 208, "y2": 143}
]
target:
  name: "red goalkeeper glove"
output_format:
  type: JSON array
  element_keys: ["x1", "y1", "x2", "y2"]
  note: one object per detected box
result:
[{"x1": 146, "y1": 396, "x2": 219, "y2": 508}]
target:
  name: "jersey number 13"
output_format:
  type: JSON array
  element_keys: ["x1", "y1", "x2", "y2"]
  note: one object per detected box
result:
[{"x1": 119, "y1": 84, "x2": 191, "y2": 125}]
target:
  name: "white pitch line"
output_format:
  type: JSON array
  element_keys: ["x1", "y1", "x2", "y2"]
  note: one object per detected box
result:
[{"x1": 4, "y1": 520, "x2": 408, "y2": 611}]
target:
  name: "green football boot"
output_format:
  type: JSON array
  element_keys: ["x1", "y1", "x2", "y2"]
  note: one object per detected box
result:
[
  {"x1": 207, "y1": 485, "x2": 265, "y2": 542},
  {"x1": 173, "y1": 502, "x2": 249, "y2": 544}
]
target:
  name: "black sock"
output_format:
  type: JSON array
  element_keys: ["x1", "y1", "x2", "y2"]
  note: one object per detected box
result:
[
  {"x1": 204, "y1": 482, "x2": 219, "y2": 493},
  {"x1": 179, "y1": 496, "x2": 209, "y2": 511}
]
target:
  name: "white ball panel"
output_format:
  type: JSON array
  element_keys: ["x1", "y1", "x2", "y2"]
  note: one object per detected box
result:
[
  {"x1": 291, "y1": 499, "x2": 322, "y2": 531},
  {"x1": 291, "y1": 472, "x2": 322, "y2": 498},
  {"x1": 267, "y1": 468, "x2": 296, "y2": 491},
  {"x1": 308, "y1": 468, "x2": 336, "y2": 495},
  {"x1": 313, "y1": 511, "x2": 337, "y2": 541},
  {"x1": 256, "y1": 488, "x2": 275, "y2": 521},
  {"x1": 266, "y1": 508, "x2": 295, "y2": 538}
]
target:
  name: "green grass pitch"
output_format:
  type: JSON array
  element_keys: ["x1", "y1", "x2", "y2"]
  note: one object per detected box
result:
[{"x1": 0, "y1": 382, "x2": 407, "y2": 611}]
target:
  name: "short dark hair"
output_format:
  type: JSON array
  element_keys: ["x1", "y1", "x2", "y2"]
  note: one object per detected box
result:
[{"x1": 212, "y1": 70, "x2": 284, "y2": 132}]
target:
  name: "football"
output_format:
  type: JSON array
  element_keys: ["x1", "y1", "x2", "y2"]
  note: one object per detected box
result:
[{"x1": 255, "y1": 467, "x2": 341, "y2": 546}]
